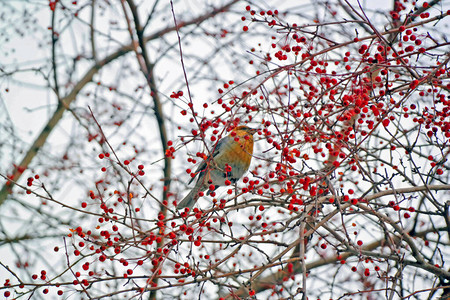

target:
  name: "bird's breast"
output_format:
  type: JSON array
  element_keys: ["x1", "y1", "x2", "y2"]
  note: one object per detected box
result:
[{"x1": 224, "y1": 138, "x2": 253, "y2": 176}]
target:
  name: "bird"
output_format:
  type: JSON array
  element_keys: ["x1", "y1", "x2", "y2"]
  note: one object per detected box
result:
[{"x1": 178, "y1": 125, "x2": 257, "y2": 210}]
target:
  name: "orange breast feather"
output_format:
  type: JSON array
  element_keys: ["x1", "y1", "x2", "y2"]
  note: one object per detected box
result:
[{"x1": 231, "y1": 130, "x2": 254, "y2": 167}]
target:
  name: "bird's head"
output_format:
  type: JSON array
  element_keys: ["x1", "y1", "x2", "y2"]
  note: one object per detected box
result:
[{"x1": 233, "y1": 125, "x2": 257, "y2": 135}]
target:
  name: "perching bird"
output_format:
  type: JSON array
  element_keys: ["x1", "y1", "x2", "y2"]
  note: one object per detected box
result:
[{"x1": 178, "y1": 125, "x2": 257, "y2": 210}]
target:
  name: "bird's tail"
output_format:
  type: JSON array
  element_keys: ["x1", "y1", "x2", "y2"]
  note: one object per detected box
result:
[{"x1": 177, "y1": 184, "x2": 203, "y2": 210}]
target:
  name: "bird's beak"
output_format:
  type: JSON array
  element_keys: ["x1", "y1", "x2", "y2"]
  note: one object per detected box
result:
[{"x1": 249, "y1": 128, "x2": 258, "y2": 135}]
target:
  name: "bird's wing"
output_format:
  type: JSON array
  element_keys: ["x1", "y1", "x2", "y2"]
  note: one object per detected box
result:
[
  {"x1": 188, "y1": 135, "x2": 231, "y2": 185},
  {"x1": 211, "y1": 135, "x2": 230, "y2": 158}
]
